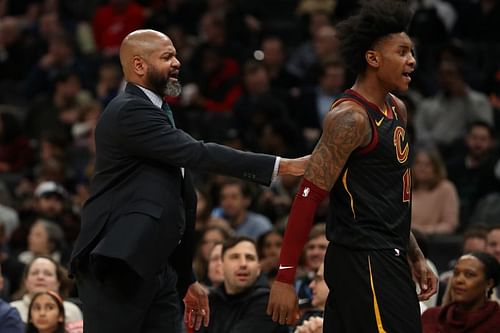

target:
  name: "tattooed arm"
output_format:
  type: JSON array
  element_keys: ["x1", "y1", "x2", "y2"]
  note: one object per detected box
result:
[
  {"x1": 305, "y1": 102, "x2": 371, "y2": 189},
  {"x1": 267, "y1": 103, "x2": 371, "y2": 325}
]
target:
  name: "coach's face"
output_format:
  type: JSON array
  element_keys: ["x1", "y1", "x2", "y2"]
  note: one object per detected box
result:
[{"x1": 144, "y1": 37, "x2": 181, "y2": 97}]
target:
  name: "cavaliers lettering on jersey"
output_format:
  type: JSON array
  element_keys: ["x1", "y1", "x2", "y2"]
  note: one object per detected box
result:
[{"x1": 327, "y1": 89, "x2": 411, "y2": 252}]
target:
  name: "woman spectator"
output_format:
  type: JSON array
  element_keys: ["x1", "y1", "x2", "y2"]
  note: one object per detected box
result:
[
  {"x1": 206, "y1": 243, "x2": 224, "y2": 288},
  {"x1": 256, "y1": 229, "x2": 283, "y2": 280},
  {"x1": 26, "y1": 291, "x2": 65, "y2": 333},
  {"x1": 193, "y1": 225, "x2": 231, "y2": 285},
  {"x1": 18, "y1": 219, "x2": 65, "y2": 265},
  {"x1": 422, "y1": 252, "x2": 500, "y2": 332},
  {"x1": 10, "y1": 256, "x2": 82, "y2": 324},
  {"x1": 411, "y1": 147, "x2": 459, "y2": 235}
]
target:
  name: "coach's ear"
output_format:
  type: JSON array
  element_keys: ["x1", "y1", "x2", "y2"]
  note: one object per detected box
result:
[{"x1": 365, "y1": 50, "x2": 380, "y2": 69}]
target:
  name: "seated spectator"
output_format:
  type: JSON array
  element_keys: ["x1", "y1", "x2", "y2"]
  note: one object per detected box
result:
[
  {"x1": 257, "y1": 174, "x2": 300, "y2": 224},
  {"x1": 411, "y1": 147, "x2": 459, "y2": 235},
  {"x1": 447, "y1": 121, "x2": 499, "y2": 229},
  {"x1": 199, "y1": 237, "x2": 283, "y2": 333},
  {"x1": 194, "y1": 187, "x2": 229, "y2": 234},
  {"x1": 213, "y1": 179, "x2": 272, "y2": 240},
  {"x1": 257, "y1": 229, "x2": 283, "y2": 281},
  {"x1": 294, "y1": 263, "x2": 328, "y2": 333},
  {"x1": 92, "y1": 0, "x2": 145, "y2": 57},
  {"x1": 415, "y1": 59, "x2": 493, "y2": 154},
  {"x1": 295, "y1": 223, "x2": 328, "y2": 310},
  {"x1": 0, "y1": 263, "x2": 23, "y2": 332},
  {"x1": 441, "y1": 225, "x2": 489, "y2": 282},
  {"x1": 26, "y1": 291, "x2": 65, "y2": 333},
  {"x1": 206, "y1": 243, "x2": 224, "y2": 289},
  {"x1": 299, "y1": 264, "x2": 329, "y2": 325},
  {"x1": 486, "y1": 225, "x2": 500, "y2": 263},
  {"x1": 15, "y1": 181, "x2": 80, "y2": 252},
  {"x1": 10, "y1": 256, "x2": 82, "y2": 324},
  {"x1": 193, "y1": 225, "x2": 231, "y2": 285},
  {"x1": 422, "y1": 252, "x2": 500, "y2": 332},
  {"x1": 18, "y1": 219, "x2": 65, "y2": 265}
]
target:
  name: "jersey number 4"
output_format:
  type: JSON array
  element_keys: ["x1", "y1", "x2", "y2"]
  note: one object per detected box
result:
[{"x1": 402, "y1": 168, "x2": 411, "y2": 203}]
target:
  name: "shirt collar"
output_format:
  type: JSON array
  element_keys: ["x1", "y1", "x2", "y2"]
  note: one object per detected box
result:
[{"x1": 136, "y1": 85, "x2": 163, "y2": 109}]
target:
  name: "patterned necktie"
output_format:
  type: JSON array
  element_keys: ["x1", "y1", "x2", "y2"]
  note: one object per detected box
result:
[{"x1": 161, "y1": 102, "x2": 176, "y2": 128}]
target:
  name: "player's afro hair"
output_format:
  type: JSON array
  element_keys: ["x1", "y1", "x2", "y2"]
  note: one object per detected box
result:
[{"x1": 336, "y1": 0, "x2": 412, "y2": 75}]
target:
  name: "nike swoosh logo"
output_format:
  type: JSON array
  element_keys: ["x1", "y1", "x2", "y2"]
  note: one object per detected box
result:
[
  {"x1": 375, "y1": 118, "x2": 384, "y2": 127},
  {"x1": 279, "y1": 265, "x2": 294, "y2": 270}
]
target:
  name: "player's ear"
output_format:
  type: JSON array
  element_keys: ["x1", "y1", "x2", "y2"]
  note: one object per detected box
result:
[{"x1": 365, "y1": 50, "x2": 380, "y2": 69}]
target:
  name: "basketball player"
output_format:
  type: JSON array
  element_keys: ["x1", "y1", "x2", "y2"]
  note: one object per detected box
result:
[{"x1": 267, "y1": 1, "x2": 438, "y2": 332}]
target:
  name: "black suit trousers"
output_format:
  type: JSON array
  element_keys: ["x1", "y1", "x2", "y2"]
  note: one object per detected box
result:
[{"x1": 76, "y1": 257, "x2": 183, "y2": 333}]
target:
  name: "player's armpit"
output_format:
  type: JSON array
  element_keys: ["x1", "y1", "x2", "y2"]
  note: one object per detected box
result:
[{"x1": 304, "y1": 105, "x2": 369, "y2": 191}]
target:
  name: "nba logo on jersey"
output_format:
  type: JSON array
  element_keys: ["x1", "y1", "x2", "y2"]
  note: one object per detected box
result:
[{"x1": 302, "y1": 187, "x2": 310, "y2": 197}]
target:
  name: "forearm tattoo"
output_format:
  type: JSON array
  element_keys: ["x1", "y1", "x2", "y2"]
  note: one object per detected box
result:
[{"x1": 304, "y1": 108, "x2": 367, "y2": 191}]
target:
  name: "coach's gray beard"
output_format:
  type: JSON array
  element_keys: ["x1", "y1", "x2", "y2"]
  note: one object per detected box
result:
[{"x1": 166, "y1": 80, "x2": 182, "y2": 97}]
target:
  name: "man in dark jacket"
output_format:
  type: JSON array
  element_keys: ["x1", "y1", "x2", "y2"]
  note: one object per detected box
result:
[
  {"x1": 201, "y1": 237, "x2": 283, "y2": 333},
  {"x1": 69, "y1": 29, "x2": 308, "y2": 333}
]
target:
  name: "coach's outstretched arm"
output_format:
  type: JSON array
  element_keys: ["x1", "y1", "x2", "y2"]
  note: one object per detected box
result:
[{"x1": 267, "y1": 102, "x2": 369, "y2": 325}]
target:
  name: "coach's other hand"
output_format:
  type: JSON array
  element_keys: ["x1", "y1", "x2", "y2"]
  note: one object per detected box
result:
[
  {"x1": 267, "y1": 280, "x2": 299, "y2": 325},
  {"x1": 183, "y1": 281, "x2": 210, "y2": 330}
]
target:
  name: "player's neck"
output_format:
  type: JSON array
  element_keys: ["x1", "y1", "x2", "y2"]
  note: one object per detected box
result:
[{"x1": 351, "y1": 77, "x2": 389, "y2": 111}]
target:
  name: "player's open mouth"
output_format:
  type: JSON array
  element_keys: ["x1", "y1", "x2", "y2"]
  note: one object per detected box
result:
[{"x1": 402, "y1": 72, "x2": 412, "y2": 82}]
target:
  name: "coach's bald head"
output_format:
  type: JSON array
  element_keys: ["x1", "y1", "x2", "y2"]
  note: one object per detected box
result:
[{"x1": 119, "y1": 29, "x2": 181, "y2": 96}]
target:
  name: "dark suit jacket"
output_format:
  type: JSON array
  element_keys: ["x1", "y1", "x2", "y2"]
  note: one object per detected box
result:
[{"x1": 70, "y1": 83, "x2": 276, "y2": 297}]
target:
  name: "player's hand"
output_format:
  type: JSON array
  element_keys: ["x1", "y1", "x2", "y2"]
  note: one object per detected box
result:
[
  {"x1": 278, "y1": 156, "x2": 310, "y2": 176},
  {"x1": 183, "y1": 281, "x2": 210, "y2": 330},
  {"x1": 410, "y1": 257, "x2": 438, "y2": 301},
  {"x1": 267, "y1": 280, "x2": 299, "y2": 325}
]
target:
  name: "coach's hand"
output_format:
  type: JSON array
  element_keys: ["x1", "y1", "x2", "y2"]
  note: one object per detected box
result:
[
  {"x1": 267, "y1": 280, "x2": 299, "y2": 325},
  {"x1": 410, "y1": 257, "x2": 438, "y2": 301},
  {"x1": 278, "y1": 155, "x2": 310, "y2": 177},
  {"x1": 183, "y1": 281, "x2": 210, "y2": 330}
]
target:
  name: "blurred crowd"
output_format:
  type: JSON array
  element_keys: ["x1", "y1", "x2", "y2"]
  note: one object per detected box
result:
[{"x1": 0, "y1": 0, "x2": 499, "y2": 332}]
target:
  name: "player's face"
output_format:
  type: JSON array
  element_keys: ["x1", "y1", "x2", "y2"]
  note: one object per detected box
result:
[
  {"x1": 374, "y1": 32, "x2": 415, "y2": 92},
  {"x1": 451, "y1": 256, "x2": 492, "y2": 307},
  {"x1": 145, "y1": 38, "x2": 181, "y2": 97},
  {"x1": 222, "y1": 241, "x2": 261, "y2": 295}
]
